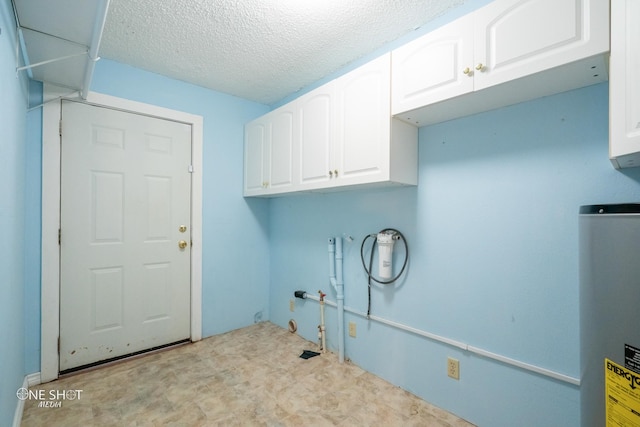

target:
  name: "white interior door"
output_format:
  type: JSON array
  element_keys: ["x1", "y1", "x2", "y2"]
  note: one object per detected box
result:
[{"x1": 59, "y1": 100, "x2": 192, "y2": 371}]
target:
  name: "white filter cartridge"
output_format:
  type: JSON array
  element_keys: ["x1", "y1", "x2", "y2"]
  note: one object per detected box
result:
[{"x1": 377, "y1": 231, "x2": 396, "y2": 280}]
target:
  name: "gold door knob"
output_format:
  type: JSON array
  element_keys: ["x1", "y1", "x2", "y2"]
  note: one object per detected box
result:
[
  {"x1": 179, "y1": 225, "x2": 187, "y2": 233},
  {"x1": 178, "y1": 240, "x2": 188, "y2": 249},
  {"x1": 475, "y1": 63, "x2": 485, "y2": 71},
  {"x1": 463, "y1": 67, "x2": 471, "y2": 75}
]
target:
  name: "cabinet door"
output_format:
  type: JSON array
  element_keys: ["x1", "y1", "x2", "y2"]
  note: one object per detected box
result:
[
  {"x1": 268, "y1": 107, "x2": 295, "y2": 190},
  {"x1": 391, "y1": 15, "x2": 474, "y2": 116},
  {"x1": 609, "y1": 0, "x2": 640, "y2": 167},
  {"x1": 474, "y1": 0, "x2": 609, "y2": 91},
  {"x1": 243, "y1": 118, "x2": 269, "y2": 196},
  {"x1": 298, "y1": 83, "x2": 335, "y2": 188},
  {"x1": 335, "y1": 53, "x2": 390, "y2": 185}
]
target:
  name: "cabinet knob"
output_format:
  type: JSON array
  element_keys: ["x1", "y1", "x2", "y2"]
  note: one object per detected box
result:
[
  {"x1": 329, "y1": 170, "x2": 333, "y2": 178},
  {"x1": 463, "y1": 67, "x2": 472, "y2": 76},
  {"x1": 475, "y1": 63, "x2": 485, "y2": 71},
  {"x1": 334, "y1": 169, "x2": 338, "y2": 177}
]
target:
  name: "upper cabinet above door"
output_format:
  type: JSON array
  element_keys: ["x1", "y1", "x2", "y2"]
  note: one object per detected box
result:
[{"x1": 392, "y1": 0, "x2": 610, "y2": 126}]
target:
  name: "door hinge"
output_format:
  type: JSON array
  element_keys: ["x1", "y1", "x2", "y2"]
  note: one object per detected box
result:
[
  {"x1": 57, "y1": 337, "x2": 60, "y2": 354},
  {"x1": 59, "y1": 119, "x2": 62, "y2": 137},
  {"x1": 188, "y1": 164, "x2": 194, "y2": 173},
  {"x1": 58, "y1": 228, "x2": 61, "y2": 245}
]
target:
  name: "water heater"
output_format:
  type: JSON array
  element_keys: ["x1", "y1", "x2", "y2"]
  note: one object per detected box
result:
[{"x1": 580, "y1": 204, "x2": 640, "y2": 427}]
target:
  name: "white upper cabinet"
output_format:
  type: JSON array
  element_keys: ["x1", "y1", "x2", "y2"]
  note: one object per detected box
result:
[
  {"x1": 392, "y1": 15, "x2": 474, "y2": 115},
  {"x1": 244, "y1": 118, "x2": 269, "y2": 196},
  {"x1": 334, "y1": 54, "x2": 393, "y2": 187},
  {"x1": 392, "y1": 0, "x2": 609, "y2": 126},
  {"x1": 473, "y1": 0, "x2": 609, "y2": 90},
  {"x1": 298, "y1": 83, "x2": 336, "y2": 189},
  {"x1": 244, "y1": 53, "x2": 418, "y2": 197},
  {"x1": 243, "y1": 105, "x2": 295, "y2": 196},
  {"x1": 269, "y1": 107, "x2": 296, "y2": 190},
  {"x1": 297, "y1": 53, "x2": 417, "y2": 193},
  {"x1": 331, "y1": 53, "x2": 418, "y2": 190},
  {"x1": 609, "y1": 0, "x2": 640, "y2": 168}
]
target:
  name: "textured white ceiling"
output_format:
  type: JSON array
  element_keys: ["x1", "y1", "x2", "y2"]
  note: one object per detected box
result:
[{"x1": 99, "y1": 0, "x2": 466, "y2": 105}]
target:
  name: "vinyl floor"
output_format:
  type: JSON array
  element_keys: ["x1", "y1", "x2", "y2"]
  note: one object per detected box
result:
[{"x1": 21, "y1": 321, "x2": 475, "y2": 426}]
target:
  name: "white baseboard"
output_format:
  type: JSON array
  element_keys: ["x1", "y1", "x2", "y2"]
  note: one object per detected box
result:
[
  {"x1": 13, "y1": 373, "x2": 41, "y2": 427},
  {"x1": 26, "y1": 372, "x2": 41, "y2": 387}
]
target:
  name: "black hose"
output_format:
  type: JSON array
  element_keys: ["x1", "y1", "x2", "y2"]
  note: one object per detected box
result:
[{"x1": 360, "y1": 228, "x2": 409, "y2": 317}]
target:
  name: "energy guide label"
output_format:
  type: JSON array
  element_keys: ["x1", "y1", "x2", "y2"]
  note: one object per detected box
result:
[{"x1": 605, "y1": 358, "x2": 640, "y2": 427}]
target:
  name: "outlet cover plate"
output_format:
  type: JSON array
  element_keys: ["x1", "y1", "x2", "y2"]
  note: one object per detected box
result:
[
  {"x1": 448, "y1": 357, "x2": 460, "y2": 380},
  {"x1": 348, "y1": 322, "x2": 356, "y2": 337}
]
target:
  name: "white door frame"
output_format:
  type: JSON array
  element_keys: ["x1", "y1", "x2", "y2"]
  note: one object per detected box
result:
[{"x1": 41, "y1": 86, "x2": 203, "y2": 382}]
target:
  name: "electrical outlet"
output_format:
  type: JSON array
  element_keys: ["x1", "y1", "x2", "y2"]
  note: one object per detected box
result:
[
  {"x1": 348, "y1": 321, "x2": 356, "y2": 338},
  {"x1": 447, "y1": 357, "x2": 460, "y2": 380},
  {"x1": 289, "y1": 299, "x2": 294, "y2": 312}
]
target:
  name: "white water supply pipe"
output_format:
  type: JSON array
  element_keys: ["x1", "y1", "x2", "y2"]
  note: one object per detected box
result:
[
  {"x1": 328, "y1": 238, "x2": 336, "y2": 289},
  {"x1": 328, "y1": 237, "x2": 345, "y2": 363},
  {"x1": 318, "y1": 291, "x2": 327, "y2": 353},
  {"x1": 336, "y1": 237, "x2": 345, "y2": 364}
]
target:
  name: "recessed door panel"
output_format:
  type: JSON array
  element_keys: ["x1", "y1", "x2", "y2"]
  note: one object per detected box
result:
[
  {"x1": 145, "y1": 176, "x2": 172, "y2": 241},
  {"x1": 142, "y1": 262, "x2": 171, "y2": 322},
  {"x1": 91, "y1": 172, "x2": 123, "y2": 243},
  {"x1": 90, "y1": 267, "x2": 123, "y2": 332}
]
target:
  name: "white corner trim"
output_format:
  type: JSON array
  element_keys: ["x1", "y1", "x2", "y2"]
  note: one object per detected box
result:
[
  {"x1": 41, "y1": 86, "x2": 203, "y2": 382},
  {"x1": 12, "y1": 376, "x2": 29, "y2": 427},
  {"x1": 12, "y1": 373, "x2": 42, "y2": 427}
]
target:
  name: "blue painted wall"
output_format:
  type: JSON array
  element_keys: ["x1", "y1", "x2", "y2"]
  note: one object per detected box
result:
[
  {"x1": 268, "y1": 82, "x2": 640, "y2": 427},
  {"x1": 10, "y1": 1, "x2": 640, "y2": 426},
  {"x1": 0, "y1": 0, "x2": 29, "y2": 424}
]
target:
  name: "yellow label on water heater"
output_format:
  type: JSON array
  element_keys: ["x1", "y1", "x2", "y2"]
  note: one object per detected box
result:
[{"x1": 605, "y1": 358, "x2": 640, "y2": 426}]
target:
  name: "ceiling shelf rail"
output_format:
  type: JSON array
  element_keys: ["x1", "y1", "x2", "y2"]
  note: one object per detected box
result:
[
  {"x1": 11, "y1": 0, "x2": 111, "y2": 99},
  {"x1": 16, "y1": 50, "x2": 89, "y2": 73}
]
